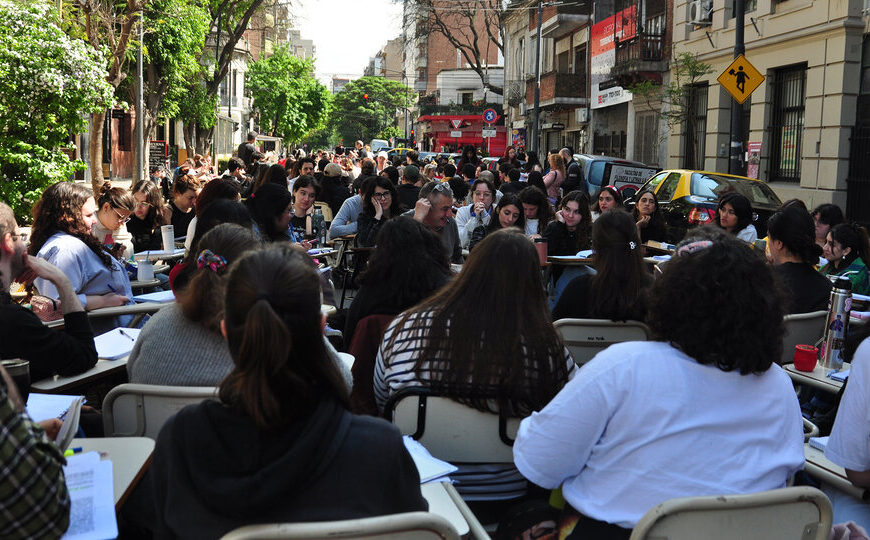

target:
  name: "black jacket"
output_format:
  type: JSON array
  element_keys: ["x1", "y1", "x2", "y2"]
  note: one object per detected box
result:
[
  {"x1": 0, "y1": 300, "x2": 97, "y2": 382},
  {"x1": 396, "y1": 184, "x2": 421, "y2": 213},
  {"x1": 139, "y1": 397, "x2": 427, "y2": 538},
  {"x1": 318, "y1": 176, "x2": 351, "y2": 217},
  {"x1": 562, "y1": 161, "x2": 583, "y2": 194}
]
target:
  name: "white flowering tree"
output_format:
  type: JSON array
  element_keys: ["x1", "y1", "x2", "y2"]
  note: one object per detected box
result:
[{"x1": 0, "y1": 1, "x2": 112, "y2": 222}]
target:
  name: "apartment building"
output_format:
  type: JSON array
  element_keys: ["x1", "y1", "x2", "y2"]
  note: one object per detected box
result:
[{"x1": 670, "y1": 0, "x2": 865, "y2": 210}]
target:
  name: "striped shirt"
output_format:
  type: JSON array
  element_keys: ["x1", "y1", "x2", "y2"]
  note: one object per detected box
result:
[{"x1": 375, "y1": 309, "x2": 575, "y2": 501}]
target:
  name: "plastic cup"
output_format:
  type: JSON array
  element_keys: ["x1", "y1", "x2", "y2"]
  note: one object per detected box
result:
[
  {"x1": 794, "y1": 344, "x2": 818, "y2": 372},
  {"x1": 137, "y1": 259, "x2": 154, "y2": 281},
  {"x1": 160, "y1": 225, "x2": 174, "y2": 252}
]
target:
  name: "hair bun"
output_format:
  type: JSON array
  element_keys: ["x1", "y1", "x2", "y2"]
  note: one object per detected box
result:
[{"x1": 99, "y1": 181, "x2": 113, "y2": 195}]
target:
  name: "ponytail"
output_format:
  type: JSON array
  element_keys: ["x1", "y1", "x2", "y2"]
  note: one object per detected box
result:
[{"x1": 97, "y1": 181, "x2": 135, "y2": 213}]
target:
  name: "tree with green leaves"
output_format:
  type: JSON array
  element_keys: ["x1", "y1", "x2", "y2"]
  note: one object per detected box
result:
[
  {"x1": 330, "y1": 77, "x2": 412, "y2": 145},
  {"x1": 627, "y1": 51, "x2": 714, "y2": 164},
  {"x1": 246, "y1": 48, "x2": 332, "y2": 144},
  {"x1": 0, "y1": 1, "x2": 113, "y2": 222}
]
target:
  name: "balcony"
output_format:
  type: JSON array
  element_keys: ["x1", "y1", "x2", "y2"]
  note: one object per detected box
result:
[
  {"x1": 541, "y1": 11, "x2": 589, "y2": 39},
  {"x1": 611, "y1": 32, "x2": 668, "y2": 86},
  {"x1": 525, "y1": 72, "x2": 586, "y2": 107}
]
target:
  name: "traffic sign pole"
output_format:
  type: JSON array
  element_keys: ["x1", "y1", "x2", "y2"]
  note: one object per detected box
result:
[{"x1": 729, "y1": 0, "x2": 745, "y2": 175}]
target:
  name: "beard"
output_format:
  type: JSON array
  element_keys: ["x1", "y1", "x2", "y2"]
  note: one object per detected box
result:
[{"x1": 9, "y1": 243, "x2": 27, "y2": 282}]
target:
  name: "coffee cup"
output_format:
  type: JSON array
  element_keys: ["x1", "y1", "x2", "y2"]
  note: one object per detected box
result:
[
  {"x1": 794, "y1": 344, "x2": 818, "y2": 372},
  {"x1": 160, "y1": 225, "x2": 175, "y2": 252},
  {"x1": 137, "y1": 258, "x2": 154, "y2": 281},
  {"x1": 2, "y1": 359, "x2": 30, "y2": 404}
]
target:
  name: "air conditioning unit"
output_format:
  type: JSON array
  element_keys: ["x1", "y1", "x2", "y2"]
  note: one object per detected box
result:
[
  {"x1": 519, "y1": 103, "x2": 527, "y2": 115},
  {"x1": 575, "y1": 108, "x2": 589, "y2": 123},
  {"x1": 688, "y1": 0, "x2": 713, "y2": 25}
]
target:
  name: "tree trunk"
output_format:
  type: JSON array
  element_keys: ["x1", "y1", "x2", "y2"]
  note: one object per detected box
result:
[
  {"x1": 90, "y1": 110, "x2": 106, "y2": 193},
  {"x1": 196, "y1": 123, "x2": 215, "y2": 156},
  {"x1": 182, "y1": 122, "x2": 196, "y2": 159}
]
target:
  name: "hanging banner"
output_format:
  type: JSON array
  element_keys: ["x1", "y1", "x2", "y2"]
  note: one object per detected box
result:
[{"x1": 590, "y1": 5, "x2": 636, "y2": 109}]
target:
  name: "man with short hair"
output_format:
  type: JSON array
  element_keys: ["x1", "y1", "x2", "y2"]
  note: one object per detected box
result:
[
  {"x1": 405, "y1": 182, "x2": 462, "y2": 263},
  {"x1": 238, "y1": 131, "x2": 257, "y2": 170},
  {"x1": 397, "y1": 165, "x2": 422, "y2": 212},
  {"x1": 560, "y1": 147, "x2": 583, "y2": 194},
  {"x1": 355, "y1": 140, "x2": 369, "y2": 159},
  {"x1": 500, "y1": 168, "x2": 523, "y2": 196},
  {"x1": 406, "y1": 150, "x2": 421, "y2": 168},
  {"x1": 289, "y1": 157, "x2": 316, "y2": 191},
  {"x1": 222, "y1": 157, "x2": 251, "y2": 195}
]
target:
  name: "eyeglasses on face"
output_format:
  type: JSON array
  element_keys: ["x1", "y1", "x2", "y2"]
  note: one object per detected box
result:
[
  {"x1": 136, "y1": 201, "x2": 152, "y2": 209},
  {"x1": 373, "y1": 191, "x2": 392, "y2": 200},
  {"x1": 113, "y1": 208, "x2": 132, "y2": 224}
]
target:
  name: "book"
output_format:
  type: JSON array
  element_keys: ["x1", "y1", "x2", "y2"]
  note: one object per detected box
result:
[
  {"x1": 94, "y1": 327, "x2": 141, "y2": 360},
  {"x1": 403, "y1": 436, "x2": 458, "y2": 484},
  {"x1": 26, "y1": 393, "x2": 84, "y2": 451},
  {"x1": 809, "y1": 436, "x2": 829, "y2": 452},
  {"x1": 61, "y1": 452, "x2": 117, "y2": 540}
]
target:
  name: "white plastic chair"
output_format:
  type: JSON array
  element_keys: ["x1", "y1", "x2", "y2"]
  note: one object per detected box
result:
[
  {"x1": 781, "y1": 310, "x2": 827, "y2": 365},
  {"x1": 383, "y1": 388, "x2": 518, "y2": 463},
  {"x1": 629, "y1": 486, "x2": 832, "y2": 540},
  {"x1": 219, "y1": 512, "x2": 459, "y2": 540},
  {"x1": 102, "y1": 383, "x2": 218, "y2": 439},
  {"x1": 554, "y1": 318, "x2": 652, "y2": 367}
]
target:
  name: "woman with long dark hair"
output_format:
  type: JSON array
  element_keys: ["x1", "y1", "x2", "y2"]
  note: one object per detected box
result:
[
  {"x1": 523, "y1": 151, "x2": 543, "y2": 174},
  {"x1": 715, "y1": 192, "x2": 757, "y2": 243},
  {"x1": 468, "y1": 193, "x2": 525, "y2": 250},
  {"x1": 552, "y1": 210, "x2": 653, "y2": 322},
  {"x1": 767, "y1": 206, "x2": 832, "y2": 313},
  {"x1": 519, "y1": 186, "x2": 554, "y2": 236},
  {"x1": 821, "y1": 222, "x2": 870, "y2": 295},
  {"x1": 375, "y1": 228, "x2": 574, "y2": 501},
  {"x1": 30, "y1": 182, "x2": 130, "y2": 331},
  {"x1": 246, "y1": 182, "x2": 293, "y2": 244},
  {"x1": 456, "y1": 144, "x2": 480, "y2": 172},
  {"x1": 514, "y1": 228, "x2": 803, "y2": 538},
  {"x1": 128, "y1": 179, "x2": 170, "y2": 252},
  {"x1": 591, "y1": 186, "x2": 623, "y2": 221},
  {"x1": 812, "y1": 203, "x2": 844, "y2": 248},
  {"x1": 543, "y1": 191, "x2": 592, "y2": 257},
  {"x1": 631, "y1": 188, "x2": 667, "y2": 243},
  {"x1": 141, "y1": 244, "x2": 426, "y2": 537},
  {"x1": 355, "y1": 176, "x2": 401, "y2": 247},
  {"x1": 184, "y1": 176, "x2": 241, "y2": 250}
]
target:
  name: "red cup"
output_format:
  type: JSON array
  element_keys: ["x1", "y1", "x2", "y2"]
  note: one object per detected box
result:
[{"x1": 794, "y1": 344, "x2": 818, "y2": 372}]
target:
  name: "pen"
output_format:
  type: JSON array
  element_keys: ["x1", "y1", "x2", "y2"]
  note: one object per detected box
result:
[
  {"x1": 118, "y1": 329, "x2": 136, "y2": 342},
  {"x1": 63, "y1": 447, "x2": 83, "y2": 457},
  {"x1": 106, "y1": 284, "x2": 118, "y2": 294}
]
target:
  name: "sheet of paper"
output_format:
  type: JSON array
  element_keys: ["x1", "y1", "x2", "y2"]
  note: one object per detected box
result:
[
  {"x1": 132, "y1": 290, "x2": 175, "y2": 303},
  {"x1": 576, "y1": 249, "x2": 594, "y2": 258},
  {"x1": 94, "y1": 328, "x2": 141, "y2": 360},
  {"x1": 134, "y1": 248, "x2": 185, "y2": 258},
  {"x1": 61, "y1": 452, "x2": 118, "y2": 540},
  {"x1": 26, "y1": 394, "x2": 83, "y2": 423},
  {"x1": 404, "y1": 436, "x2": 458, "y2": 484}
]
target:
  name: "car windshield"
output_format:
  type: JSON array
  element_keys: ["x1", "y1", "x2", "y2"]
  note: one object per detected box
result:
[{"x1": 690, "y1": 173, "x2": 782, "y2": 207}]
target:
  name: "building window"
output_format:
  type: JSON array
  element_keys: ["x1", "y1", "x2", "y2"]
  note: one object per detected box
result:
[
  {"x1": 634, "y1": 112, "x2": 658, "y2": 165},
  {"x1": 682, "y1": 83, "x2": 708, "y2": 169},
  {"x1": 769, "y1": 64, "x2": 806, "y2": 182},
  {"x1": 729, "y1": 0, "x2": 757, "y2": 17},
  {"x1": 460, "y1": 92, "x2": 473, "y2": 105},
  {"x1": 574, "y1": 45, "x2": 586, "y2": 77},
  {"x1": 557, "y1": 50, "x2": 570, "y2": 73}
]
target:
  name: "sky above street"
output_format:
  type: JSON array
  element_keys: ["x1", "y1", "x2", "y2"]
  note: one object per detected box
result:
[{"x1": 295, "y1": 0, "x2": 404, "y2": 86}]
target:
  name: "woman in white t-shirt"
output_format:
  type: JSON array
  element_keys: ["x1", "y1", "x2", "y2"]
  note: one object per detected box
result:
[{"x1": 513, "y1": 228, "x2": 804, "y2": 538}]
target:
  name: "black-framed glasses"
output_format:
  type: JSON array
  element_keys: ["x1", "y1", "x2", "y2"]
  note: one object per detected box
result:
[{"x1": 373, "y1": 191, "x2": 392, "y2": 200}]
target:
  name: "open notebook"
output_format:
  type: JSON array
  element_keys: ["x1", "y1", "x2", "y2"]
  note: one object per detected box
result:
[
  {"x1": 94, "y1": 327, "x2": 141, "y2": 360},
  {"x1": 26, "y1": 393, "x2": 84, "y2": 451}
]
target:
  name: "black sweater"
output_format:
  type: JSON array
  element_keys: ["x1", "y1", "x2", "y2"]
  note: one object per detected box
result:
[
  {"x1": 775, "y1": 262, "x2": 833, "y2": 314},
  {"x1": 137, "y1": 397, "x2": 426, "y2": 538},
  {"x1": 0, "y1": 300, "x2": 97, "y2": 382}
]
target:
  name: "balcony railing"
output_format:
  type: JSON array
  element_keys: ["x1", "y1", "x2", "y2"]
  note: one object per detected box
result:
[
  {"x1": 615, "y1": 32, "x2": 666, "y2": 64},
  {"x1": 525, "y1": 72, "x2": 587, "y2": 104}
]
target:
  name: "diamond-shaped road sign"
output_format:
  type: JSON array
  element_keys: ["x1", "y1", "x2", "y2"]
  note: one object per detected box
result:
[{"x1": 717, "y1": 54, "x2": 764, "y2": 104}]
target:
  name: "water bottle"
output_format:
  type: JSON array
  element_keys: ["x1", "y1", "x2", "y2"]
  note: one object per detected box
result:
[
  {"x1": 312, "y1": 207, "x2": 325, "y2": 246},
  {"x1": 820, "y1": 276, "x2": 852, "y2": 371}
]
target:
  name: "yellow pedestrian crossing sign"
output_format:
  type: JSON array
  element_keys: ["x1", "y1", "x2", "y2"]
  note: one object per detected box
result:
[{"x1": 717, "y1": 54, "x2": 764, "y2": 104}]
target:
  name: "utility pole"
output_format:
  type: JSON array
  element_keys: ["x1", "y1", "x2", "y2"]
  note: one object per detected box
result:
[
  {"x1": 532, "y1": 0, "x2": 543, "y2": 154},
  {"x1": 136, "y1": 15, "x2": 144, "y2": 183},
  {"x1": 728, "y1": 0, "x2": 745, "y2": 175}
]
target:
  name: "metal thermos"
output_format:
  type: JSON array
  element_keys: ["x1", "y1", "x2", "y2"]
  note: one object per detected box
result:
[
  {"x1": 820, "y1": 276, "x2": 852, "y2": 371},
  {"x1": 312, "y1": 207, "x2": 326, "y2": 245}
]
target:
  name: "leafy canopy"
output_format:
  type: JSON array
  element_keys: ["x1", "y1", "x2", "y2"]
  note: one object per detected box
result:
[
  {"x1": 330, "y1": 76, "x2": 411, "y2": 144},
  {"x1": 0, "y1": 1, "x2": 112, "y2": 222},
  {"x1": 246, "y1": 47, "x2": 332, "y2": 143}
]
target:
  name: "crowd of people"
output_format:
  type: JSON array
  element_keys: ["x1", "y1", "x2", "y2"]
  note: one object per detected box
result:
[{"x1": 4, "y1": 135, "x2": 870, "y2": 538}]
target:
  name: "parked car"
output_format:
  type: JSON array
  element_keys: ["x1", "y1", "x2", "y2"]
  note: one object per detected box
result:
[
  {"x1": 387, "y1": 147, "x2": 414, "y2": 160},
  {"x1": 624, "y1": 169, "x2": 783, "y2": 243},
  {"x1": 574, "y1": 154, "x2": 659, "y2": 200}
]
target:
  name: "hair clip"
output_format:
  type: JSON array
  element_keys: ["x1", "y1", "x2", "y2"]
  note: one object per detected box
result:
[
  {"x1": 676, "y1": 240, "x2": 714, "y2": 257},
  {"x1": 629, "y1": 241, "x2": 637, "y2": 250},
  {"x1": 197, "y1": 249, "x2": 227, "y2": 273}
]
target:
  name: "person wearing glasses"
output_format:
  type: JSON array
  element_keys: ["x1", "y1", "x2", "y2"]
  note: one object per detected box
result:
[
  {"x1": 128, "y1": 179, "x2": 171, "y2": 253},
  {"x1": 91, "y1": 181, "x2": 136, "y2": 260},
  {"x1": 29, "y1": 182, "x2": 131, "y2": 333},
  {"x1": 356, "y1": 176, "x2": 400, "y2": 248}
]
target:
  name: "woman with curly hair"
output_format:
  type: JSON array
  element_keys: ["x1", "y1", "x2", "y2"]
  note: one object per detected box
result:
[
  {"x1": 91, "y1": 181, "x2": 136, "y2": 260},
  {"x1": 127, "y1": 179, "x2": 170, "y2": 253},
  {"x1": 29, "y1": 182, "x2": 131, "y2": 331},
  {"x1": 514, "y1": 227, "x2": 804, "y2": 537}
]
